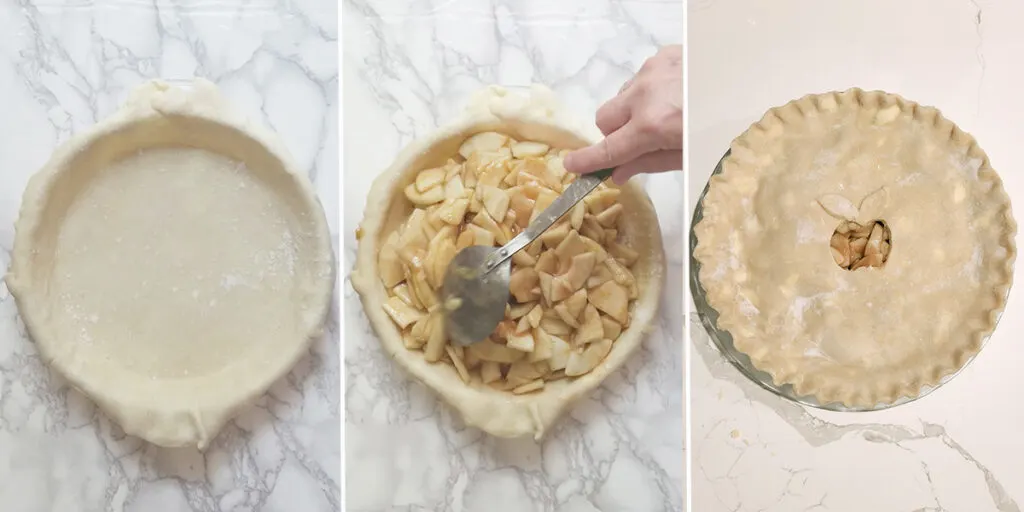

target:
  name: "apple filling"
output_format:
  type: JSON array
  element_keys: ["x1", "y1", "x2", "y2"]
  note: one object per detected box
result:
[{"x1": 377, "y1": 131, "x2": 639, "y2": 394}]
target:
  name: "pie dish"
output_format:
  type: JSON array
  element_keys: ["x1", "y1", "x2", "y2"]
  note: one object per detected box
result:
[
  {"x1": 693, "y1": 89, "x2": 1015, "y2": 408},
  {"x1": 5, "y1": 79, "x2": 335, "y2": 448},
  {"x1": 352, "y1": 85, "x2": 665, "y2": 438}
]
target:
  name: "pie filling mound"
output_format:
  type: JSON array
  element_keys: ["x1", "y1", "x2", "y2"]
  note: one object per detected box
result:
[
  {"x1": 377, "y1": 131, "x2": 640, "y2": 395},
  {"x1": 693, "y1": 89, "x2": 1016, "y2": 408}
]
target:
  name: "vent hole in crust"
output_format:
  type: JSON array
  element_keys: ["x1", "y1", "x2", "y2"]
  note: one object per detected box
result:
[{"x1": 830, "y1": 220, "x2": 891, "y2": 271}]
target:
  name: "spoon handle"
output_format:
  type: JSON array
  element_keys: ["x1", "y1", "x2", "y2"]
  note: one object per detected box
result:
[{"x1": 484, "y1": 167, "x2": 614, "y2": 271}]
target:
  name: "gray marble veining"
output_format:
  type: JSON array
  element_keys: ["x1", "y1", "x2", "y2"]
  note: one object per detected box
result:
[
  {"x1": 0, "y1": 1, "x2": 340, "y2": 511},
  {"x1": 343, "y1": 1, "x2": 684, "y2": 511}
]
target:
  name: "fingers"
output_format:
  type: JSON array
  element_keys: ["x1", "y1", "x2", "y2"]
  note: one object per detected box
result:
[
  {"x1": 610, "y1": 150, "x2": 682, "y2": 185},
  {"x1": 563, "y1": 121, "x2": 656, "y2": 175},
  {"x1": 595, "y1": 93, "x2": 632, "y2": 136}
]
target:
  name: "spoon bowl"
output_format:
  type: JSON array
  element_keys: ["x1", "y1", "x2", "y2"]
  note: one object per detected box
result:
[{"x1": 441, "y1": 245, "x2": 512, "y2": 346}]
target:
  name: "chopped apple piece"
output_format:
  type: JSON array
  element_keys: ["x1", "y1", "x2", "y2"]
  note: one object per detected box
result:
[
  {"x1": 480, "y1": 361, "x2": 502, "y2": 383},
  {"x1": 525, "y1": 304, "x2": 544, "y2": 328},
  {"x1": 404, "y1": 182, "x2": 445, "y2": 206},
  {"x1": 574, "y1": 304, "x2": 604, "y2": 347},
  {"x1": 595, "y1": 203, "x2": 623, "y2": 227},
  {"x1": 469, "y1": 339, "x2": 526, "y2": 364},
  {"x1": 509, "y1": 302, "x2": 536, "y2": 319},
  {"x1": 563, "y1": 252, "x2": 596, "y2": 292},
  {"x1": 424, "y1": 313, "x2": 447, "y2": 362},
  {"x1": 392, "y1": 283, "x2": 421, "y2": 309},
  {"x1": 529, "y1": 328, "x2": 555, "y2": 362},
  {"x1": 415, "y1": 167, "x2": 446, "y2": 192},
  {"x1": 383, "y1": 296, "x2": 423, "y2": 329},
  {"x1": 437, "y1": 198, "x2": 470, "y2": 225},
  {"x1": 540, "y1": 316, "x2": 572, "y2": 336},
  {"x1": 444, "y1": 175, "x2": 466, "y2": 200},
  {"x1": 512, "y1": 379, "x2": 545, "y2": 394},
  {"x1": 511, "y1": 141, "x2": 550, "y2": 158},
  {"x1": 479, "y1": 185, "x2": 510, "y2": 221},
  {"x1": 539, "y1": 223, "x2": 570, "y2": 248},
  {"x1": 378, "y1": 233, "x2": 405, "y2": 288},
  {"x1": 553, "y1": 303, "x2": 580, "y2": 328},
  {"x1": 459, "y1": 131, "x2": 509, "y2": 159},
  {"x1": 565, "y1": 339, "x2": 613, "y2": 377},
  {"x1": 535, "y1": 251, "x2": 558, "y2": 274},
  {"x1": 584, "y1": 188, "x2": 621, "y2": 214},
  {"x1": 446, "y1": 345, "x2": 471, "y2": 383},
  {"x1": 509, "y1": 267, "x2": 540, "y2": 303},
  {"x1": 601, "y1": 316, "x2": 622, "y2": 339},
  {"x1": 471, "y1": 209, "x2": 506, "y2": 243},
  {"x1": 506, "y1": 360, "x2": 545, "y2": 387},
  {"x1": 507, "y1": 330, "x2": 535, "y2": 352},
  {"x1": 590, "y1": 280, "x2": 629, "y2": 324},
  {"x1": 548, "y1": 335, "x2": 572, "y2": 371},
  {"x1": 564, "y1": 288, "x2": 588, "y2": 319},
  {"x1": 608, "y1": 241, "x2": 639, "y2": 266}
]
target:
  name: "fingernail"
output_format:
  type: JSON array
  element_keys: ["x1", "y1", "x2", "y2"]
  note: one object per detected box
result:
[{"x1": 563, "y1": 152, "x2": 581, "y2": 173}]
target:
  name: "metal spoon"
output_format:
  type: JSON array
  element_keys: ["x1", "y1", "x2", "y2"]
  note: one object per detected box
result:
[{"x1": 441, "y1": 167, "x2": 615, "y2": 346}]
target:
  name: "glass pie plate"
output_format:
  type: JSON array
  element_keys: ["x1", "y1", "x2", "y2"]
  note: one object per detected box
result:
[{"x1": 688, "y1": 151, "x2": 1004, "y2": 412}]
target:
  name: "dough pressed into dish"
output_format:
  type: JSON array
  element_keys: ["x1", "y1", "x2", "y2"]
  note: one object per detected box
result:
[
  {"x1": 5, "y1": 80, "x2": 335, "y2": 448},
  {"x1": 352, "y1": 85, "x2": 666, "y2": 439},
  {"x1": 693, "y1": 89, "x2": 1016, "y2": 408}
]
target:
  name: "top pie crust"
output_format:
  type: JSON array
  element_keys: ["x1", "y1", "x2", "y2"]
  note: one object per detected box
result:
[
  {"x1": 693, "y1": 89, "x2": 1016, "y2": 408},
  {"x1": 352, "y1": 85, "x2": 665, "y2": 438}
]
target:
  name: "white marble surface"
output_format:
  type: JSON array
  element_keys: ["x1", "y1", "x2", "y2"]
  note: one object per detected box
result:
[
  {"x1": 342, "y1": 1, "x2": 683, "y2": 510},
  {"x1": 690, "y1": 1, "x2": 1024, "y2": 510},
  {"x1": 0, "y1": 1, "x2": 339, "y2": 511}
]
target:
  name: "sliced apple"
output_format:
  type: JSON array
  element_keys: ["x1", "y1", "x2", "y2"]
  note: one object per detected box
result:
[
  {"x1": 590, "y1": 280, "x2": 629, "y2": 324},
  {"x1": 565, "y1": 338, "x2": 613, "y2": 377},
  {"x1": 564, "y1": 288, "x2": 588, "y2": 319},
  {"x1": 595, "y1": 203, "x2": 623, "y2": 227},
  {"x1": 480, "y1": 361, "x2": 502, "y2": 384},
  {"x1": 446, "y1": 345, "x2": 471, "y2": 383},
  {"x1": 511, "y1": 141, "x2": 550, "y2": 158},
  {"x1": 507, "y1": 330, "x2": 535, "y2": 352},
  {"x1": 601, "y1": 316, "x2": 622, "y2": 340},
  {"x1": 378, "y1": 233, "x2": 405, "y2": 288},
  {"x1": 469, "y1": 338, "x2": 526, "y2": 364},
  {"x1": 548, "y1": 335, "x2": 572, "y2": 371},
  {"x1": 478, "y1": 184, "x2": 510, "y2": 222},
  {"x1": 404, "y1": 182, "x2": 445, "y2": 206},
  {"x1": 459, "y1": 131, "x2": 509, "y2": 159},
  {"x1": 509, "y1": 267, "x2": 540, "y2": 303},
  {"x1": 574, "y1": 304, "x2": 604, "y2": 347},
  {"x1": 415, "y1": 167, "x2": 446, "y2": 192}
]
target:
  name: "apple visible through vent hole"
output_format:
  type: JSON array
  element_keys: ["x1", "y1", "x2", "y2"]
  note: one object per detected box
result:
[{"x1": 830, "y1": 220, "x2": 891, "y2": 271}]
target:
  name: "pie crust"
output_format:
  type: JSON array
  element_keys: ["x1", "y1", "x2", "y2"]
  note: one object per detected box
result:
[
  {"x1": 5, "y1": 80, "x2": 335, "y2": 448},
  {"x1": 352, "y1": 85, "x2": 665, "y2": 438},
  {"x1": 693, "y1": 89, "x2": 1016, "y2": 408}
]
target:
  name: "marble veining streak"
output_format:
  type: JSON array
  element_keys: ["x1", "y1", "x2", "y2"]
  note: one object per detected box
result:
[
  {"x1": 0, "y1": 1, "x2": 340, "y2": 511},
  {"x1": 342, "y1": 1, "x2": 683, "y2": 511},
  {"x1": 690, "y1": 1, "x2": 1024, "y2": 510}
]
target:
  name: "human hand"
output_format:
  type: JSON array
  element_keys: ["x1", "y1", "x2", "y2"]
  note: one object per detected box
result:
[{"x1": 564, "y1": 45, "x2": 683, "y2": 185}]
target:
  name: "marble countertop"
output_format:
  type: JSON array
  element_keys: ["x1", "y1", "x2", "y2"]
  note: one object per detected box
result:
[
  {"x1": 690, "y1": 1, "x2": 1024, "y2": 510},
  {"x1": 342, "y1": 1, "x2": 683, "y2": 510},
  {"x1": 0, "y1": 1, "x2": 340, "y2": 511}
]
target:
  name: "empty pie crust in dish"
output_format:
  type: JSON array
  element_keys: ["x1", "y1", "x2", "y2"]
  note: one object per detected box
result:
[
  {"x1": 5, "y1": 79, "x2": 334, "y2": 448},
  {"x1": 693, "y1": 89, "x2": 1016, "y2": 408},
  {"x1": 352, "y1": 85, "x2": 665, "y2": 439}
]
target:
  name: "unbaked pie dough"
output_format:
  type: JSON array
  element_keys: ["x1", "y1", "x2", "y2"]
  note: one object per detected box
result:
[
  {"x1": 352, "y1": 85, "x2": 665, "y2": 438},
  {"x1": 5, "y1": 80, "x2": 334, "y2": 448},
  {"x1": 693, "y1": 89, "x2": 1016, "y2": 408}
]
